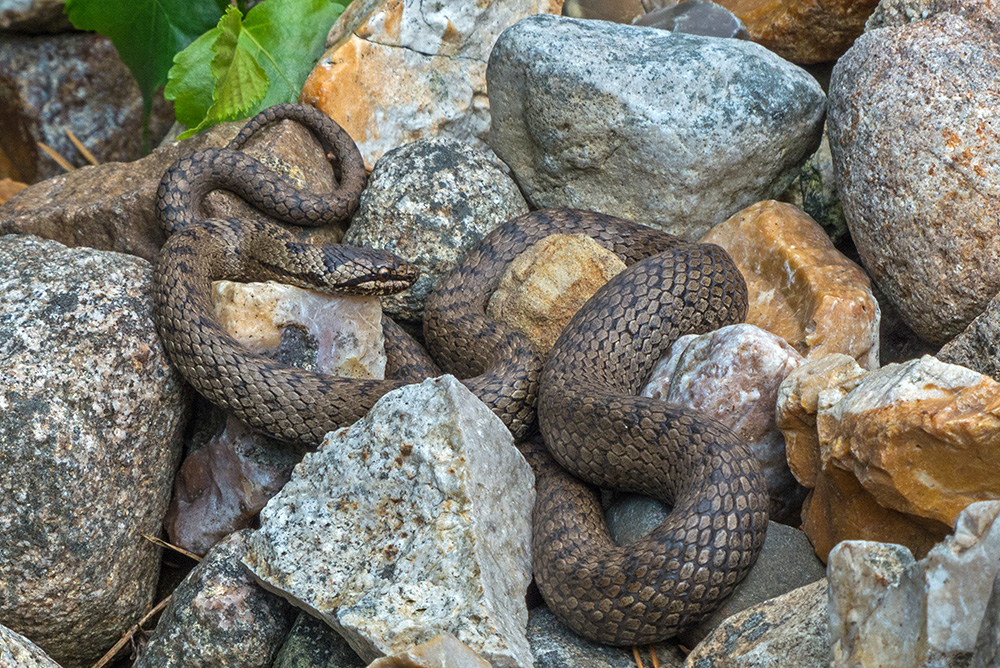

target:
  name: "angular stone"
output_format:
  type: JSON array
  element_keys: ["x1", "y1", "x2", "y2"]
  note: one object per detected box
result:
[
  {"x1": 301, "y1": 0, "x2": 563, "y2": 169},
  {"x1": 243, "y1": 376, "x2": 535, "y2": 668},
  {"x1": 527, "y1": 608, "x2": 685, "y2": 668},
  {"x1": 487, "y1": 233, "x2": 626, "y2": 353},
  {"x1": 633, "y1": 1, "x2": 751, "y2": 40},
  {"x1": 135, "y1": 530, "x2": 297, "y2": 668},
  {"x1": 0, "y1": 236, "x2": 185, "y2": 668},
  {"x1": 0, "y1": 0, "x2": 72, "y2": 31},
  {"x1": 642, "y1": 324, "x2": 807, "y2": 523},
  {"x1": 828, "y1": 7, "x2": 1000, "y2": 343},
  {"x1": 938, "y1": 295, "x2": 1000, "y2": 382},
  {"x1": 701, "y1": 200, "x2": 880, "y2": 370},
  {"x1": 344, "y1": 138, "x2": 528, "y2": 326},
  {"x1": 683, "y1": 579, "x2": 830, "y2": 668},
  {"x1": 0, "y1": 624, "x2": 62, "y2": 668},
  {"x1": 487, "y1": 16, "x2": 825, "y2": 240},
  {"x1": 0, "y1": 32, "x2": 174, "y2": 183},
  {"x1": 166, "y1": 282, "x2": 387, "y2": 555},
  {"x1": 367, "y1": 633, "x2": 491, "y2": 668},
  {"x1": 972, "y1": 572, "x2": 1000, "y2": 668},
  {"x1": 272, "y1": 612, "x2": 366, "y2": 668},
  {"x1": 0, "y1": 115, "x2": 344, "y2": 263}
]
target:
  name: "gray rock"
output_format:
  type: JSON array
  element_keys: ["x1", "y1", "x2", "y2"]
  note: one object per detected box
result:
[
  {"x1": 487, "y1": 14, "x2": 826, "y2": 240},
  {"x1": 0, "y1": 32, "x2": 173, "y2": 184},
  {"x1": 972, "y1": 571, "x2": 1000, "y2": 668},
  {"x1": 343, "y1": 137, "x2": 528, "y2": 326},
  {"x1": 0, "y1": 624, "x2": 62, "y2": 668},
  {"x1": 135, "y1": 530, "x2": 297, "y2": 668},
  {"x1": 937, "y1": 296, "x2": 1000, "y2": 382},
  {"x1": 243, "y1": 375, "x2": 535, "y2": 668},
  {"x1": 683, "y1": 579, "x2": 829, "y2": 668},
  {"x1": 0, "y1": 236, "x2": 185, "y2": 668},
  {"x1": 632, "y1": 1, "x2": 750, "y2": 40},
  {"x1": 864, "y1": 0, "x2": 1000, "y2": 31},
  {"x1": 828, "y1": 8, "x2": 1000, "y2": 344},
  {"x1": 273, "y1": 613, "x2": 366, "y2": 668},
  {"x1": 0, "y1": 0, "x2": 72, "y2": 32},
  {"x1": 527, "y1": 607, "x2": 686, "y2": 668},
  {"x1": 0, "y1": 113, "x2": 345, "y2": 263}
]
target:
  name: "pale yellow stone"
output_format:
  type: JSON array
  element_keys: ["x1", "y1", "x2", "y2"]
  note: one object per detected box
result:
[
  {"x1": 367, "y1": 633, "x2": 492, "y2": 668},
  {"x1": 486, "y1": 233, "x2": 626, "y2": 353},
  {"x1": 701, "y1": 200, "x2": 880, "y2": 370},
  {"x1": 212, "y1": 280, "x2": 386, "y2": 379}
]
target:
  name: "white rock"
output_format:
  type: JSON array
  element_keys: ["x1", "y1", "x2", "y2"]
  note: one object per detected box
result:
[{"x1": 243, "y1": 375, "x2": 535, "y2": 668}]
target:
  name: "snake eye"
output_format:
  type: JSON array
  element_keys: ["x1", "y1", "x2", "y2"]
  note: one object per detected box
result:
[{"x1": 378, "y1": 267, "x2": 391, "y2": 279}]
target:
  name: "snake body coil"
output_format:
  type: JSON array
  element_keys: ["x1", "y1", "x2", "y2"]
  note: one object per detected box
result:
[{"x1": 153, "y1": 104, "x2": 768, "y2": 647}]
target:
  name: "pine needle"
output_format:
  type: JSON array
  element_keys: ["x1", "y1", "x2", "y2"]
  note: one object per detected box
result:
[
  {"x1": 65, "y1": 129, "x2": 99, "y2": 166},
  {"x1": 36, "y1": 142, "x2": 75, "y2": 172},
  {"x1": 90, "y1": 596, "x2": 170, "y2": 668},
  {"x1": 632, "y1": 645, "x2": 645, "y2": 668},
  {"x1": 142, "y1": 533, "x2": 202, "y2": 562}
]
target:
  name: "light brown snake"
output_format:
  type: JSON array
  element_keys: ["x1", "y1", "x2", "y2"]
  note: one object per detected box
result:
[{"x1": 153, "y1": 104, "x2": 769, "y2": 646}]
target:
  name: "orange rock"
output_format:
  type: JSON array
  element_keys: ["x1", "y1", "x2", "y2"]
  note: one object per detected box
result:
[
  {"x1": 486, "y1": 233, "x2": 626, "y2": 353},
  {"x1": 712, "y1": 0, "x2": 880, "y2": 63},
  {"x1": 0, "y1": 178, "x2": 26, "y2": 205},
  {"x1": 701, "y1": 200, "x2": 880, "y2": 370}
]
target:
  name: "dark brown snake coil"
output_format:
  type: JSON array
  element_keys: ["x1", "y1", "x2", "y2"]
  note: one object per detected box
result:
[{"x1": 153, "y1": 104, "x2": 769, "y2": 647}]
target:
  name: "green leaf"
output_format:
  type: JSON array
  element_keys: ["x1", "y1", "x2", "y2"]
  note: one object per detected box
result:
[
  {"x1": 64, "y1": 0, "x2": 227, "y2": 116},
  {"x1": 164, "y1": 27, "x2": 220, "y2": 128}
]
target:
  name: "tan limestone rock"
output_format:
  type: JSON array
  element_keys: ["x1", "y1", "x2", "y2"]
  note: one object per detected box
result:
[
  {"x1": 486, "y1": 234, "x2": 626, "y2": 353},
  {"x1": 367, "y1": 633, "x2": 492, "y2": 668},
  {"x1": 701, "y1": 200, "x2": 880, "y2": 370},
  {"x1": 300, "y1": 0, "x2": 564, "y2": 170},
  {"x1": 709, "y1": 0, "x2": 881, "y2": 64}
]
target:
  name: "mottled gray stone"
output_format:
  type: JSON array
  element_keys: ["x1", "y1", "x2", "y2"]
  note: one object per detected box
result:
[
  {"x1": 864, "y1": 0, "x2": 1000, "y2": 31},
  {"x1": 273, "y1": 613, "x2": 366, "y2": 668},
  {"x1": 135, "y1": 530, "x2": 297, "y2": 668},
  {"x1": 0, "y1": 624, "x2": 62, "y2": 668},
  {"x1": 828, "y1": 9, "x2": 1000, "y2": 343},
  {"x1": 938, "y1": 296, "x2": 1000, "y2": 382},
  {"x1": 244, "y1": 375, "x2": 535, "y2": 668},
  {"x1": 344, "y1": 137, "x2": 528, "y2": 326},
  {"x1": 527, "y1": 607, "x2": 686, "y2": 668},
  {"x1": 0, "y1": 32, "x2": 173, "y2": 184},
  {"x1": 0, "y1": 0, "x2": 71, "y2": 31},
  {"x1": 487, "y1": 14, "x2": 826, "y2": 240},
  {"x1": 0, "y1": 236, "x2": 185, "y2": 668},
  {"x1": 683, "y1": 579, "x2": 829, "y2": 668},
  {"x1": 632, "y1": 1, "x2": 750, "y2": 40}
]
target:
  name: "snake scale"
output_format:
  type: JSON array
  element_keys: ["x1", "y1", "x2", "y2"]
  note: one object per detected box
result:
[{"x1": 153, "y1": 104, "x2": 769, "y2": 645}]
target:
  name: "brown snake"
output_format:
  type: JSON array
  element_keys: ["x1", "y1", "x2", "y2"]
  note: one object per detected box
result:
[{"x1": 153, "y1": 104, "x2": 769, "y2": 646}]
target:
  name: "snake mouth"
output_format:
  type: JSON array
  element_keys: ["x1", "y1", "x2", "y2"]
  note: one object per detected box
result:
[{"x1": 347, "y1": 277, "x2": 418, "y2": 295}]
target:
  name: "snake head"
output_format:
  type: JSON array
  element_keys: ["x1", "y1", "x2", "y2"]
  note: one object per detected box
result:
[{"x1": 333, "y1": 246, "x2": 420, "y2": 295}]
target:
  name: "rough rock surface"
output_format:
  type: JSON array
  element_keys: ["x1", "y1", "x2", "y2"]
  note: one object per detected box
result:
[
  {"x1": 829, "y1": 503, "x2": 1000, "y2": 668},
  {"x1": 864, "y1": 0, "x2": 1000, "y2": 31},
  {"x1": 166, "y1": 283, "x2": 387, "y2": 555},
  {"x1": 300, "y1": 0, "x2": 563, "y2": 168},
  {"x1": 938, "y1": 295, "x2": 1000, "y2": 382},
  {"x1": 487, "y1": 16, "x2": 826, "y2": 240},
  {"x1": 828, "y1": 7, "x2": 1000, "y2": 343},
  {"x1": 344, "y1": 137, "x2": 528, "y2": 326},
  {"x1": 0, "y1": 0, "x2": 72, "y2": 31},
  {"x1": 135, "y1": 530, "x2": 297, "y2": 668},
  {"x1": 367, "y1": 633, "x2": 491, "y2": 668},
  {"x1": 0, "y1": 32, "x2": 174, "y2": 183},
  {"x1": 273, "y1": 612, "x2": 366, "y2": 668},
  {"x1": 641, "y1": 324, "x2": 806, "y2": 523},
  {"x1": 527, "y1": 608, "x2": 686, "y2": 668},
  {"x1": 683, "y1": 579, "x2": 829, "y2": 668},
  {"x1": 243, "y1": 376, "x2": 535, "y2": 668},
  {"x1": 0, "y1": 236, "x2": 185, "y2": 668},
  {"x1": 487, "y1": 233, "x2": 626, "y2": 352},
  {"x1": 0, "y1": 624, "x2": 62, "y2": 668},
  {"x1": 701, "y1": 200, "x2": 880, "y2": 370},
  {"x1": 0, "y1": 116, "x2": 345, "y2": 263}
]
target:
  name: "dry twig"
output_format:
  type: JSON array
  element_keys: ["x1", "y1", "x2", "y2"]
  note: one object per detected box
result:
[
  {"x1": 90, "y1": 596, "x2": 170, "y2": 668},
  {"x1": 142, "y1": 533, "x2": 202, "y2": 562}
]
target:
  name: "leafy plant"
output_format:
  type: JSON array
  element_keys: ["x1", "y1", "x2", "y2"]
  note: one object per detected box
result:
[{"x1": 64, "y1": 0, "x2": 346, "y2": 144}]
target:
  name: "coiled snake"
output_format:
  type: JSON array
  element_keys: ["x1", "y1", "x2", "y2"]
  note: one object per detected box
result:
[{"x1": 153, "y1": 104, "x2": 769, "y2": 646}]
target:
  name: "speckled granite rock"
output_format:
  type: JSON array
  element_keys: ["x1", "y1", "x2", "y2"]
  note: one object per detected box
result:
[
  {"x1": 683, "y1": 579, "x2": 829, "y2": 668},
  {"x1": 0, "y1": 624, "x2": 62, "y2": 668},
  {"x1": 273, "y1": 613, "x2": 366, "y2": 668},
  {"x1": 701, "y1": 201, "x2": 879, "y2": 370},
  {"x1": 0, "y1": 115, "x2": 344, "y2": 263},
  {"x1": 864, "y1": 0, "x2": 1000, "y2": 31},
  {"x1": 135, "y1": 530, "x2": 297, "y2": 668},
  {"x1": 487, "y1": 233, "x2": 626, "y2": 352},
  {"x1": 829, "y1": 503, "x2": 1000, "y2": 668},
  {"x1": 828, "y1": 6, "x2": 1000, "y2": 343},
  {"x1": 367, "y1": 634, "x2": 491, "y2": 668},
  {"x1": 938, "y1": 295, "x2": 1000, "y2": 382},
  {"x1": 300, "y1": 0, "x2": 563, "y2": 169},
  {"x1": 0, "y1": 32, "x2": 173, "y2": 183},
  {"x1": 527, "y1": 608, "x2": 686, "y2": 668},
  {"x1": 642, "y1": 324, "x2": 807, "y2": 523},
  {"x1": 487, "y1": 15, "x2": 825, "y2": 239},
  {"x1": 0, "y1": 236, "x2": 185, "y2": 668},
  {"x1": 343, "y1": 138, "x2": 528, "y2": 326},
  {"x1": 244, "y1": 376, "x2": 535, "y2": 668}
]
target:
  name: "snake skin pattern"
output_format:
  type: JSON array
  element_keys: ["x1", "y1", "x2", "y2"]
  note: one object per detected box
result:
[{"x1": 152, "y1": 104, "x2": 769, "y2": 647}]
